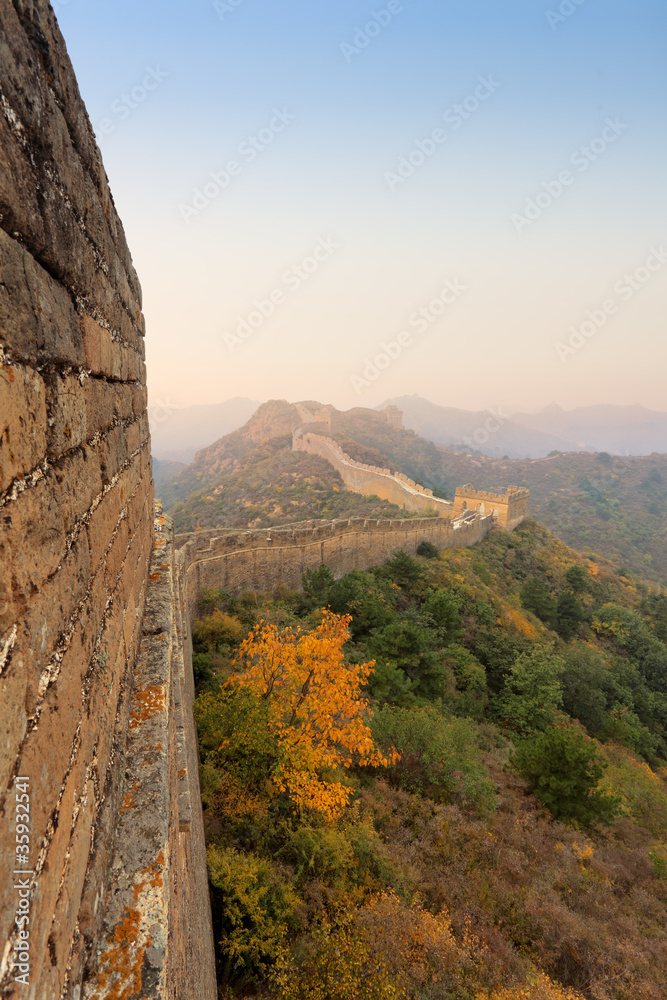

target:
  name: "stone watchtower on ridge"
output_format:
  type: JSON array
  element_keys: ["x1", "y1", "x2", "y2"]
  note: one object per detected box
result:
[
  {"x1": 452, "y1": 484, "x2": 530, "y2": 531},
  {"x1": 381, "y1": 405, "x2": 403, "y2": 430}
]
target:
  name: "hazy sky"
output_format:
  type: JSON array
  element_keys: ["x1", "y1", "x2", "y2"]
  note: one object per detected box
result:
[{"x1": 57, "y1": 0, "x2": 667, "y2": 415}]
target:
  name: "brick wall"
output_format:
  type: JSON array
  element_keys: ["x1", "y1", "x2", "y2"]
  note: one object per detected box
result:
[
  {"x1": 0, "y1": 4, "x2": 214, "y2": 998},
  {"x1": 293, "y1": 427, "x2": 454, "y2": 516},
  {"x1": 176, "y1": 513, "x2": 495, "y2": 621}
]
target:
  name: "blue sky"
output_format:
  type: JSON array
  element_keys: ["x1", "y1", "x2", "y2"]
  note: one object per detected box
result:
[{"x1": 56, "y1": 0, "x2": 667, "y2": 413}]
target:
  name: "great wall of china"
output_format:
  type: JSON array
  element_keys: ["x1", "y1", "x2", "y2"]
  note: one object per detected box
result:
[
  {"x1": 292, "y1": 415, "x2": 529, "y2": 530},
  {"x1": 0, "y1": 5, "x2": 527, "y2": 997}
]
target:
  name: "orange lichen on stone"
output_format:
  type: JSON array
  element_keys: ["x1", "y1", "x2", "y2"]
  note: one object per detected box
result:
[
  {"x1": 178, "y1": 769, "x2": 186, "y2": 777},
  {"x1": 120, "y1": 783, "x2": 139, "y2": 814},
  {"x1": 129, "y1": 685, "x2": 166, "y2": 729},
  {"x1": 148, "y1": 572, "x2": 161, "y2": 581},
  {"x1": 87, "y1": 905, "x2": 147, "y2": 1000}
]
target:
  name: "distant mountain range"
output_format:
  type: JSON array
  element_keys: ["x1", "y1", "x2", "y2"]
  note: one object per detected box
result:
[
  {"x1": 149, "y1": 395, "x2": 667, "y2": 466},
  {"x1": 380, "y1": 396, "x2": 667, "y2": 459},
  {"x1": 149, "y1": 397, "x2": 260, "y2": 463}
]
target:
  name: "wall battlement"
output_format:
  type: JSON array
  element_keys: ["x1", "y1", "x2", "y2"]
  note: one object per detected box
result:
[
  {"x1": 452, "y1": 484, "x2": 530, "y2": 531},
  {"x1": 174, "y1": 511, "x2": 494, "y2": 623}
]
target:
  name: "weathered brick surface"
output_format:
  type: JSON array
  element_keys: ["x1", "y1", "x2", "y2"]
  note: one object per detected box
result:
[
  {"x1": 0, "y1": 228, "x2": 85, "y2": 365},
  {"x1": 0, "y1": 5, "x2": 220, "y2": 999},
  {"x1": 0, "y1": 4, "x2": 142, "y2": 329},
  {"x1": 0, "y1": 361, "x2": 47, "y2": 490},
  {"x1": 83, "y1": 513, "x2": 217, "y2": 1000}
]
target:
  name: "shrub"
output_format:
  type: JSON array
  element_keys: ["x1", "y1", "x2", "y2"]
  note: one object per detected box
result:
[
  {"x1": 441, "y1": 643, "x2": 488, "y2": 720},
  {"x1": 271, "y1": 906, "x2": 397, "y2": 1000},
  {"x1": 417, "y1": 540, "x2": 440, "y2": 559},
  {"x1": 371, "y1": 705, "x2": 495, "y2": 812},
  {"x1": 192, "y1": 609, "x2": 247, "y2": 652},
  {"x1": 207, "y1": 844, "x2": 299, "y2": 983}
]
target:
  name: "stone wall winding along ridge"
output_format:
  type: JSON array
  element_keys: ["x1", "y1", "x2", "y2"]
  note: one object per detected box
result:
[
  {"x1": 0, "y1": 4, "x2": 527, "y2": 996},
  {"x1": 175, "y1": 512, "x2": 495, "y2": 622},
  {"x1": 293, "y1": 425, "x2": 455, "y2": 515}
]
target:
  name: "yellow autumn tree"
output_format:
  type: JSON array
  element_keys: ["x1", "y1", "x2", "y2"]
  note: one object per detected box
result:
[{"x1": 227, "y1": 610, "x2": 397, "y2": 818}]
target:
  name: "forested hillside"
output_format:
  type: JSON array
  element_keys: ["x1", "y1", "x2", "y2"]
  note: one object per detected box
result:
[
  {"x1": 437, "y1": 451, "x2": 667, "y2": 584},
  {"x1": 159, "y1": 402, "x2": 419, "y2": 531},
  {"x1": 192, "y1": 520, "x2": 667, "y2": 999},
  {"x1": 158, "y1": 399, "x2": 667, "y2": 583}
]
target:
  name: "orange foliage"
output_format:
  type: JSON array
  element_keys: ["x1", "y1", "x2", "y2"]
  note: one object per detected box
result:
[
  {"x1": 476, "y1": 970, "x2": 586, "y2": 999},
  {"x1": 228, "y1": 610, "x2": 398, "y2": 818},
  {"x1": 503, "y1": 604, "x2": 540, "y2": 639}
]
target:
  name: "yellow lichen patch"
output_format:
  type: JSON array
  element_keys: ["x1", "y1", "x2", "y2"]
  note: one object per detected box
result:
[{"x1": 129, "y1": 685, "x2": 166, "y2": 729}]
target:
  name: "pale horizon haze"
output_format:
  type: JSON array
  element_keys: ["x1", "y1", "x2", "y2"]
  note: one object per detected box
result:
[{"x1": 55, "y1": 0, "x2": 667, "y2": 415}]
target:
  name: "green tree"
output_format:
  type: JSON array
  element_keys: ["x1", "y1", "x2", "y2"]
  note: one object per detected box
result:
[
  {"x1": 498, "y1": 648, "x2": 564, "y2": 732},
  {"x1": 565, "y1": 565, "x2": 589, "y2": 593},
  {"x1": 302, "y1": 564, "x2": 336, "y2": 608},
  {"x1": 422, "y1": 589, "x2": 464, "y2": 642},
  {"x1": 371, "y1": 705, "x2": 495, "y2": 812},
  {"x1": 513, "y1": 725, "x2": 620, "y2": 826},
  {"x1": 375, "y1": 550, "x2": 424, "y2": 589},
  {"x1": 520, "y1": 578, "x2": 557, "y2": 627},
  {"x1": 554, "y1": 591, "x2": 586, "y2": 641},
  {"x1": 416, "y1": 540, "x2": 440, "y2": 559}
]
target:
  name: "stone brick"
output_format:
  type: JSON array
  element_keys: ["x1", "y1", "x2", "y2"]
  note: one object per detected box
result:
[
  {"x1": 46, "y1": 373, "x2": 88, "y2": 459},
  {"x1": 81, "y1": 314, "x2": 114, "y2": 376},
  {"x1": 52, "y1": 445, "x2": 104, "y2": 536},
  {"x1": 0, "y1": 362, "x2": 47, "y2": 491},
  {"x1": 96, "y1": 425, "x2": 129, "y2": 485},
  {"x1": 39, "y1": 778, "x2": 96, "y2": 1000},
  {"x1": 86, "y1": 488, "x2": 125, "y2": 574},
  {"x1": 21, "y1": 533, "x2": 92, "y2": 693},
  {"x1": 0, "y1": 228, "x2": 85, "y2": 366},
  {"x1": 0, "y1": 476, "x2": 66, "y2": 600},
  {"x1": 0, "y1": 658, "x2": 28, "y2": 794}
]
